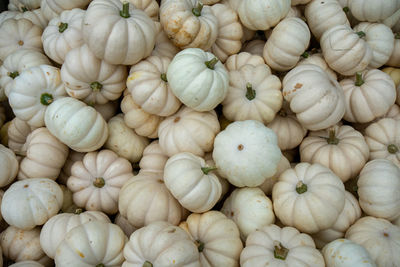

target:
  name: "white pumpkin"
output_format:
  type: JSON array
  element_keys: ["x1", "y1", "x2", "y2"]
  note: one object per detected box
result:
[
  {"x1": 0, "y1": 144, "x2": 18, "y2": 187},
  {"x1": 282, "y1": 64, "x2": 345, "y2": 130},
  {"x1": 0, "y1": 11, "x2": 18, "y2": 25},
  {"x1": 297, "y1": 52, "x2": 337, "y2": 80},
  {"x1": 213, "y1": 120, "x2": 282, "y2": 187},
  {"x1": 263, "y1": 17, "x2": 311, "y2": 71},
  {"x1": 9, "y1": 261, "x2": 44, "y2": 267},
  {"x1": 127, "y1": 0, "x2": 159, "y2": 21},
  {"x1": 8, "y1": 0, "x2": 41, "y2": 11},
  {"x1": 225, "y1": 52, "x2": 265, "y2": 71},
  {"x1": 138, "y1": 140, "x2": 168, "y2": 176},
  {"x1": 42, "y1": 8, "x2": 85, "y2": 64},
  {"x1": 7, "y1": 117, "x2": 37, "y2": 156},
  {"x1": 57, "y1": 150, "x2": 84, "y2": 185},
  {"x1": 45, "y1": 97, "x2": 109, "y2": 152},
  {"x1": 9, "y1": 65, "x2": 67, "y2": 127},
  {"x1": 122, "y1": 221, "x2": 200, "y2": 267},
  {"x1": 61, "y1": 44, "x2": 128, "y2": 105},
  {"x1": 322, "y1": 239, "x2": 376, "y2": 267},
  {"x1": 386, "y1": 33, "x2": 400, "y2": 67},
  {"x1": 167, "y1": 48, "x2": 229, "y2": 112},
  {"x1": 241, "y1": 39, "x2": 265, "y2": 57},
  {"x1": 126, "y1": 55, "x2": 181, "y2": 116},
  {"x1": 151, "y1": 22, "x2": 181, "y2": 59},
  {"x1": 1, "y1": 178, "x2": 63, "y2": 230},
  {"x1": 240, "y1": 224, "x2": 324, "y2": 267},
  {"x1": 82, "y1": 0, "x2": 156, "y2": 65},
  {"x1": 14, "y1": 9, "x2": 48, "y2": 30},
  {"x1": 41, "y1": 0, "x2": 91, "y2": 21},
  {"x1": 349, "y1": 0, "x2": 400, "y2": 22},
  {"x1": 272, "y1": 162, "x2": 345, "y2": 234},
  {"x1": 55, "y1": 221, "x2": 126, "y2": 267}
]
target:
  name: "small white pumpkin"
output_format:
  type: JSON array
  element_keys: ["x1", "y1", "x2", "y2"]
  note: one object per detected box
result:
[
  {"x1": 349, "y1": 0, "x2": 400, "y2": 22},
  {"x1": 1, "y1": 178, "x2": 63, "y2": 230},
  {"x1": 151, "y1": 22, "x2": 181, "y2": 59},
  {"x1": 213, "y1": 120, "x2": 282, "y2": 187},
  {"x1": 8, "y1": 261, "x2": 44, "y2": 267},
  {"x1": 225, "y1": 52, "x2": 265, "y2": 71},
  {"x1": 167, "y1": 48, "x2": 229, "y2": 112},
  {"x1": 386, "y1": 33, "x2": 400, "y2": 67},
  {"x1": 41, "y1": 0, "x2": 91, "y2": 21},
  {"x1": 7, "y1": 117, "x2": 37, "y2": 156},
  {"x1": 0, "y1": 144, "x2": 18, "y2": 187},
  {"x1": 297, "y1": 52, "x2": 337, "y2": 81},
  {"x1": 127, "y1": 0, "x2": 159, "y2": 21},
  {"x1": 8, "y1": 0, "x2": 41, "y2": 11},
  {"x1": 138, "y1": 140, "x2": 168, "y2": 176},
  {"x1": 14, "y1": 9, "x2": 48, "y2": 30}
]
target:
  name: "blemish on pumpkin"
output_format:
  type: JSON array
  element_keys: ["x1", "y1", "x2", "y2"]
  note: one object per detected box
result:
[
  {"x1": 168, "y1": 228, "x2": 176, "y2": 233},
  {"x1": 230, "y1": 211, "x2": 234, "y2": 216},
  {"x1": 23, "y1": 184, "x2": 29, "y2": 188},
  {"x1": 127, "y1": 72, "x2": 141, "y2": 81},
  {"x1": 18, "y1": 40, "x2": 24, "y2": 46},
  {"x1": 76, "y1": 250, "x2": 84, "y2": 258},
  {"x1": 294, "y1": 83, "x2": 303, "y2": 89},
  {"x1": 237, "y1": 144, "x2": 244, "y2": 151},
  {"x1": 173, "y1": 117, "x2": 180, "y2": 123},
  {"x1": 383, "y1": 232, "x2": 389, "y2": 237},
  {"x1": 46, "y1": 72, "x2": 50, "y2": 76},
  {"x1": 157, "y1": 179, "x2": 163, "y2": 184}
]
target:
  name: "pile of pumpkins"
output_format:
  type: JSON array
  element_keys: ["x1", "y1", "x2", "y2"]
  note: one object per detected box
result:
[{"x1": 0, "y1": 0, "x2": 399, "y2": 266}]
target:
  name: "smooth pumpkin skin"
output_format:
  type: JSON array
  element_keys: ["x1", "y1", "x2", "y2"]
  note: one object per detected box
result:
[
  {"x1": 127, "y1": 0, "x2": 159, "y2": 21},
  {"x1": 386, "y1": 34, "x2": 400, "y2": 68},
  {"x1": 13, "y1": 8, "x2": 48, "y2": 30},
  {"x1": 8, "y1": 261, "x2": 44, "y2": 267},
  {"x1": 138, "y1": 140, "x2": 168, "y2": 176},
  {"x1": 322, "y1": 239, "x2": 376, "y2": 267},
  {"x1": 357, "y1": 159, "x2": 400, "y2": 221},
  {"x1": 41, "y1": 0, "x2": 91, "y2": 21},
  {"x1": 240, "y1": 224, "x2": 324, "y2": 267},
  {"x1": 7, "y1": 117, "x2": 38, "y2": 156},
  {"x1": 349, "y1": 0, "x2": 400, "y2": 22},
  {"x1": 224, "y1": 52, "x2": 265, "y2": 71},
  {"x1": 0, "y1": 144, "x2": 18, "y2": 187},
  {"x1": 345, "y1": 216, "x2": 400, "y2": 267},
  {"x1": 382, "y1": 67, "x2": 400, "y2": 87},
  {"x1": 179, "y1": 211, "x2": 243, "y2": 267},
  {"x1": 297, "y1": 52, "x2": 337, "y2": 81}
]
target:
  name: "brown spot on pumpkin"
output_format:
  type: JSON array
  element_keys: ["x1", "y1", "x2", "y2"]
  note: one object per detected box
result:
[
  {"x1": 383, "y1": 232, "x2": 389, "y2": 237},
  {"x1": 230, "y1": 211, "x2": 234, "y2": 216},
  {"x1": 157, "y1": 179, "x2": 163, "y2": 184},
  {"x1": 174, "y1": 117, "x2": 180, "y2": 123},
  {"x1": 46, "y1": 72, "x2": 50, "y2": 76},
  {"x1": 168, "y1": 228, "x2": 176, "y2": 233},
  {"x1": 18, "y1": 40, "x2": 24, "y2": 46},
  {"x1": 76, "y1": 250, "x2": 85, "y2": 258},
  {"x1": 237, "y1": 144, "x2": 244, "y2": 151},
  {"x1": 294, "y1": 83, "x2": 303, "y2": 89},
  {"x1": 23, "y1": 184, "x2": 29, "y2": 188}
]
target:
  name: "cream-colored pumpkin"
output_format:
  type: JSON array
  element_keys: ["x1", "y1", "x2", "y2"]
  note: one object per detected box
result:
[
  {"x1": 358, "y1": 159, "x2": 400, "y2": 220},
  {"x1": 164, "y1": 152, "x2": 222, "y2": 213},
  {"x1": 40, "y1": 210, "x2": 111, "y2": 259},
  {"x1": 225, "y1": 52, "x2": 265, "y2": 71},
  {"x1": 364, "y1": 118, "x2": 400, "y2": 167},
  {"x1": 122, "y1": 221, "x2": 200, "y2": 267},
  {"x1": 167, "y1": 48, "x2": 229, "y2": 112},
  {"x1": 341, "y1": 70, "x2": 396, "y2": 123},
  {"x1": 320, "y1": 24, "x2": 372, "y2": 76},
  {"x1": 138, "y1": 140, "x2": 168, "y2": 176},
  {"x1": 55, "y1": 221, "x2": 126, "y2": 267},
  {"x1": 114, "y1": 213, "x2": 137, "y2": 237},
  {"x1": 61, "y1": 44, "x2": 127, "y2": 105},
  {"x1": 297, "y1": 52, "x2": 337, "y2": 81},
  {"x1": 0, "y1": 11, "x2": 18, "y2": 25},
  {"x1": 0, "y1": 144, "x2": 18, "y2": 187},
  {"x1": 258, "y1": 155, "x2": 291, "y2": 195},
  {"x1": 8, "y1": 0, "x2": 41, "y2": 11},
  {"x1": 210, "y1": 3, "x2": 243, "y2": 62},
  {"x1": 322, "y1": 239, "x2": 377, "y2": 267},
  {"x1": 67, "y1": 149, "x2": 133, "y2": 214},
  {"x1": 14, "y1": 9, "x2": 48, "y2": 30},
  {"x1": 1, "y1": 178, "x2": 63, "y2": 230},
  {"x1": 9, "y1": 261, "x2": 44, "y2": 267},
  {"x1": 40, "y1": 0, "x2": 90, "y2": 20},
  {"x1": 57, "y1": 150, "x2": 84, "y2": 185},
  {"x1": 222, "y1": 64, "x2": 282, "y2": 124},
  {"x1": 179, "y1": 211, "x2": 243, "y2": 267},
  {"x1": 158, "y1": 106, "x2": 220, "y2": 157},
  {"x1": 282, "y1": 64, "x2": 345, "y2": 130},
  {"x1": 241, "y1": 39, "x2": 265, "y2": 57},
  {"x1": 305, "y1": 0, "x2": 350, "y2": 41},
  {"x1": 160, "y1": 0, "x2": 218, "y2": 50},
  {"x1": 0, "y1": 18, "x2": 42, "y2": 61},
  {"x1": 0, "y1": 226, "x2": 52, "y2": 266},
  {"x1": 121, "y1": 93, "x2": 163, "y2": 138},
  {"x1": 386, "y1": 33, "x2": 400, "y2": 67},
  {"x1": 42, "y1": 8, "x2": 85, "y2": 64},
  {"x1": 349, "y1": 0, "x2": 400, "y2": 22},
  {"x1": 18, "y1": 127, "x2": 69, "y2": 180},
  {"x1": 311, "y1": 191, "x2": 362, "y2": 249},
  {"x1": 0, "y1": 49, "x2": 51, "y2": 100},
  {"x1": 127, "y1": 0, "x2": 159, "y2": 21},
  {"x1": 354, "y1": 22, "x2": 394, "y2": 68},
  {"x1": 345, "y1": 216, "x2": 400, "y2": 267},
  {"x1": 240, "y1": 224, "x2": 324, "y2": 267},
  {"x1": 267, "y1": 101, "x2": 307, "y2": 151},
  {"x1": 273, "y1": 162, "x2": 346, "y2": 234},
  {"x1": 126, "y1": 55, "x2": 181, "y2": 116},
  {"x1": 45, "y1": 97, "x2": 109, "y2": 152},
  {"x1": 300, "y1": 125, "x2": 369, "y2": 182},
  {"x1": 7, "y1": 117, "x2": 37, "y2": 156},
  {"x1": 382, "y1": 67, "x2": 400, "y2": 87},
  {"x1": 151, "y1": 22, "x2": 181, "y2": 59},
  {"x1": 237, "y1": 0, "x2": 291, "y2": 30},
  {"x1": 221, "y1": 187, "x2": 275, "y2": 240},
  {"x1": 9, "y1": 65, "x2": 67, "y2": 127},
  {"x1": 213, "y1": 120, "x2": 281, "y2": 187},
  {"x1": 83, "y1": 0, "x2": 156, "y2": 65},
  {"x1": 119, "y1": 173, "x2": 184, "y2": 228},
  {"x1": 263, "y1": 17, "x2": 310, "y2": 71},
  {"x1": 105, "y1": 114, "x2": 149, "y2": 163}
]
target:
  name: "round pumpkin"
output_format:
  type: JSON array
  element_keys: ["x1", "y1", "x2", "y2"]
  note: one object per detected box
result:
[{"x1": 0, "y1": 144, "x2": 18, "y2": 187}]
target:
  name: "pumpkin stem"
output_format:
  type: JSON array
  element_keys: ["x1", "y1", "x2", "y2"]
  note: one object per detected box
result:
[
  {"x1": 21, "y1": 6, "x2": 28, "y2": 12},
  {"x1": 8, "y1": 71, "x2": 19, "y2": 79},
  {"x1": 90, "y1": 81, "x2": 103, "y2": 91},
  {"x1": 93, "y1": 177, "x2": 105, "y2": 188},
  {"x1": 201, "y1": 166, "x2": 217, "y2": 175},
  {"x1": 296, "y1": 181, "x2": 307, "y2": 194},
  {"x1": 356, "y1": 31, "x2": 366, "y2": 38},
  {"x1": 355, "y1": 72, "x2": 364, "y2": 86},
  {"x1": 58, "y1": 22, "x2": 68, "y2": 33},
  {"x1": 160, "y1": 73, "x2": 168, "y2": 82},
  {"x1": 74, "y1": 208, "x2": 84, "y2": 214},
  {"x1": 120, "y1": 2, "x2": 131, "y2": 18},
  {"x1": 96, "y1": 264, "x2": 104, "y2": 267},
  {"x1": 301, "y1": 51, "x2": 309, "y2": 58},
  {"x1": 245, "y1": 82, "x2": 256, "y2": 100},
  {"x1": 273, "y1": 241, "x2": 289, "y2": 260},
  {"x1": 192, "y1": 2, "x2": 203, "y2": 17},
  {"x1": 395, "y1": 33, "x2": 400, "y2": 39},
  {"x1": 388, "y1": 144, "x2": 399, "y2": 154},
  {"x1": 195, "y1": 240, "x2": 205, "y2": 252},
  {"x1": 143, "y1": 261, "x2": 153, "y2": 267},
  {"x1": 205, "y1": 58, "x2": 218, "y2": 70},
  {"x1": 278, "y1": 108, "x2": 287, "y2": 117},
  {"x1": 327, "y1": 128, "x2": 339, "y2": 145},
  {"x1": 343, "y1": 6, "x2": 350, "y2": 13},
  {"x1": 40, "y1": 93, "x2": 54, "y2": 105}
]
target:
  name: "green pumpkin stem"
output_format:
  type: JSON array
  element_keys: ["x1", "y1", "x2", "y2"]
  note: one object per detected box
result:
[
  {"x1": 120, "y1": 2, "x2": 131, "y2": 18},
  {"x1": 160, "y1": 73, "x2": 168, "y2": 82},
  {"x1": 21, "y1": 6, "x2": 28, "y2": 12},
  {"x1": 8, "y1": 71, "x2": 19, "y2": 79},
  {"x1": 58, "y1": 22, "x2": 68, "y2": 33},
  {"x1": 93, "y1": 177, "x2": 105, "y2": 188},
  {"x1": 387, "y1": 144, "x2": 399, "y2": 154},
  {"x1": 74, "y1": 208, "x2": 84, "y2": 214},
  {"x1": 355, "y1": 72, "x2": 364, "y2": 86},
  {"x1": 395, "y1": 33, "x2": 400, "y2": 39},
  {"x1": 40, "y1": 93, "x2": 54, "y2": 105},
  {"x1": 201, "y1": 166, "x2": 217, "y2": 175},
  {"x1": 143, "y1": 261, "x2": 153, "y2": 267},
  {"x1": 96, "y1": 264, "x2": 104, "y2": 267},
  {"x1": 356, "y1": 31, "x2": 366, "y2": 38},
  {"x1": 205, "y1": 58, "x2": 219, "y2": 70},
  {"x1": 192, "y1": 2, "x2": 203, "y2": 17},
  {"x1": 195, "y1": 240, "x2": 205, "y2": 252},
  {"x1": 343, "y1": 6, "x2": 350, "y2": 12},
  {"x1": 273, "y1": 241, "x2": 289, "y2": 260},
  {"x1": 90, "y1": 81, "x2": 103, "y2": 91},
  {"x1": 245, "y1": 82, "x2": 256, "y2": 100},
  {"x1": 301, "y1": 51, "x2": 309, "y2": 58},
  {"x1": 327, "y1": 129, "x2": 339, "y2": 145},
  {"x1": 296, "y1": 181, "x2": 307, "y2": 194}
]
